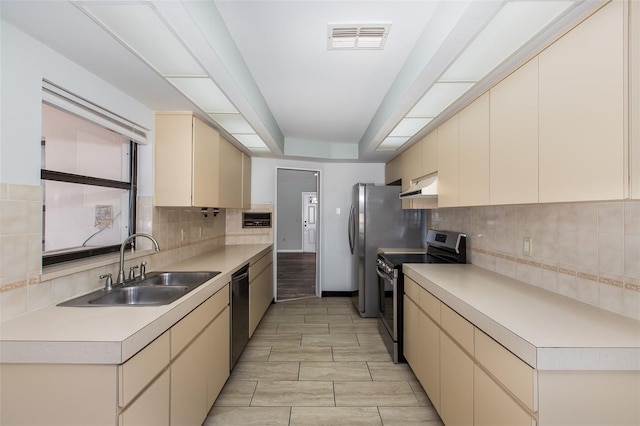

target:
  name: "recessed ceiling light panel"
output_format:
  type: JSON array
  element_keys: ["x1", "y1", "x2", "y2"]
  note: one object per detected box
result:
[{"x1": 328, "y1": 23, "x2": 391, "y2": 50}]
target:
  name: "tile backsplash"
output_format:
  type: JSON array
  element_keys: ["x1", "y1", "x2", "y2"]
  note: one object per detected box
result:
[
  {"x1": 0, "y1": 183, "x2": 273, "y2": 322},
  {"x1": 429, "y1": 200, "x2": 640, "y2": 320}
]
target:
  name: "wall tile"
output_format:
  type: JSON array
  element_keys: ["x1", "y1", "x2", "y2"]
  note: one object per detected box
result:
[
  {"x1": 577, "y1": 232, "x2": 598, "y2": 269},
  {"x1": 0, "y1": 200, "x2": 28, "y2": 235},
  {"x1": 576, "y1": 202, "x2": 598, "y2": 233},
  {"x1": 624, "y1": 235, "x2": 640, "y2": 279},
  {"x1": 1, "y1": 285, "x2": 27, "y2": 321},
  {"x1": 625, "y1": 201, "x2": 640, "y2": 235},
  {"x1": 623, "y1": 277, "x2": 640, "y2": 320},
  {"x1": 27, "y1": 280, "x2": 52, "y2": 311},
  {"x1": 558, "y1": 203, "x2": 578, "y2": 232},
  {"x1": 598, "y1": 275, "x2": 623, "y2": 313},
  {"x1": 598, "y1": 202, "x2": 624, "y2": 234},
  {"x1": 598, "y1": 234, "x2": 624, "y2": 275}
]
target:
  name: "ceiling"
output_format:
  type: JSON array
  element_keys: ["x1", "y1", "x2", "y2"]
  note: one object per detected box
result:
[{"x1": 0, "y1": 0, "x2": 604, "y2": 163}]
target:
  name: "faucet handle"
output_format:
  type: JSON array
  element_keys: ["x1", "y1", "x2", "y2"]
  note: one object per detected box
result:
[
  {"x1": 140, "y1": 261, "x2": 147, "y2": 279},
  {"x1": 128, "y1": 265, "x2": 139, "y2": 281},
  {"x1": 100, "y1": 273, "x2": 113, "y2": 291}
]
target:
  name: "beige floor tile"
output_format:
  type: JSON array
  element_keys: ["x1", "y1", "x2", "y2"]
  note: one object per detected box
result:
[
  {"x1": 378, "y1": 406, "x2": 444, "y2": 425},
  {"x1": 213, "y1": 380, "x2": 257, "y2": 406},
  {"x1": 368, "y1": 362, "x2": 418, "y2": 381},
  {"x1": 269, "y1": 346, "x2": 333, "y2": 361},
  {"x1": 305, "y1": 297, "x2": 351, "y2": 306},
  {"x1": 252, "y1": 380, "x2": 335, "y2": 406},
  {"x1": 330, "y1": 323, "x2": 379, "y2": 334},
  {"x1": 204, "y1": 407, "x2": 291, "y2": 425},
  {"x1": 239, "y1": 346, "x2": 272, "y2": 362},
  {"x1": 290, "y1": 407, "x2": 382, "y2": 425},
  {"x1": 334, "y1": 381, "x2": 420, "y2": 406},
  {"x1": 284, "y1": 306, "x2": 328, "y2": 315},
  {"x1": 301, "y1": 333, "x2": 359, "y2": 347},
  {"x1": 231, "y1": 361, "x2": 300, "y2": 380},
  {"x1": 327, "y1": 306, "x2": 358, "y2": 315},
  {"x1": 305, "y1": 314, "x2": 353, "y2": 324},
  {"x1": 266, "y1": 306, "x2": 286, "y2": 315},
  {"x1": 357, "y1": 333, "x2": 385, "y2": 345},
  {"x1": 299, "y1": 361, "x2": 371, "y2": 381},
  {"x1": 252, "y1": 323, "x2": 279, "y2": 335},
  {"x1": 248, "y1": 333, "x2": 302, "y2": 347},
  {"x1": 332, "y1": 346, "x2": 392, "y2": 362},
  {"x1": 262, "y1": 314, "x2": 305, "y2": 324},
  {"x1": 351, "y1": 315, "x2": 380, "y2": 324},
  {"x1": 277, "y1": 323, "x2": 329, "y2": 334}
]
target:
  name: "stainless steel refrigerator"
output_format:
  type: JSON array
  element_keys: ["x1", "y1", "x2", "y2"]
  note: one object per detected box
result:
[{"x1": 348, "y1": 183, "x2": 423, "y2": 317}]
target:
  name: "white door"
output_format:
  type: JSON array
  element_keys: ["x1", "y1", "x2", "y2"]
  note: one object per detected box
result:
[{"x1": 302, "y1": 192, "x2": 317, "y2": 253}]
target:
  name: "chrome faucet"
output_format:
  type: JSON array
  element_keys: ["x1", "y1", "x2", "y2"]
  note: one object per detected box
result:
[{"x1": 117, "y1": 233, "x2": 160, "y2": 285}]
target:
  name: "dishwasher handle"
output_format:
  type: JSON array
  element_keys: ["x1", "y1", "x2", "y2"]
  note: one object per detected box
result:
[{"x1": 232, "y1": 271, "x2": 249, "y2": 282}]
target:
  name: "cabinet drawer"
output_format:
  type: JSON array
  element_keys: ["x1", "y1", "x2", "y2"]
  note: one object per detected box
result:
[
  {"x1": 250, "y1": 252, "x2": 272, "y2": 280},
  {"x1": 404, "y1": 277, "x2": 420, "y2": 303},
  {"x1": 419, "y1": 287, "x2": 440, "y2": 324},
  {"x1": 441, "y1": 304, "x2": 474, "y2": 355},
  {"x1": 119, "y1": 331, "x2": 170, "y2": 407},
  {"x1": 171, "y1": 285, "x2": 229, "y2": 358},
  {"x1": 475, "y1": 329, "x2": 536, "y2": 412}
]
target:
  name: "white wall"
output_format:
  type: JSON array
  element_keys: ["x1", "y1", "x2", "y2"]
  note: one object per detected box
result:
[
  {"x1": 252, "y1": 158, "x2": 385, "y2": 292},
  {"x1": 277, "y1": 170, "x2": 317, "y2": 251},
  {"x1": 0, "y1": 20, "x2": 154, "y2": 193}
]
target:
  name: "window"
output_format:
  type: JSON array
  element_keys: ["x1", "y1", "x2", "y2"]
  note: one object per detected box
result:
[{"x1": 40, "y1": 83, "x2": 144, "y2": 266}]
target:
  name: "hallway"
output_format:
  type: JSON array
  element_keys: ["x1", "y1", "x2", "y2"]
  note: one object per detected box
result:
[{"x1": 204, "y1": 297, "x2": 443, "y2": 425}]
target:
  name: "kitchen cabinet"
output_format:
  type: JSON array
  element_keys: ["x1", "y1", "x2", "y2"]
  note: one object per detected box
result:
[
  {"x1": 242, "y1": 152, "x2": 252, "y2": 208},
  {"x1": 385, "y1": 155, "x2": 402, "y2": 185},
  {"x1": 458, "y1": 92, "x2": 490, "y2": 206},
  {"x1": 474, "y1": 366, "x2": 533, "y2": 426},
  {"x1": 538, "y1": 0, "x2": 625, "y2": 203},
  {"x1": 489, "y1": 58, "x2": 539, "y2": 205},
  {"x1": 421, "y1": 131, "x2": 438, "y2": 177},
  {"x1": 0, "y1": 285, "x2": 230, "y2": 426},
  {"x1": 155, "y1": 112, "x2": 250, "y2": 208},
  {"x1": 437, "y1": 115, "x2": 460, "y2": 208},
  {"x1": 249, "y1": 249, "x2": 274, "y2": 336},
  {"x1": 171, "y1": 283, "x2": 230, "y2": 425}
]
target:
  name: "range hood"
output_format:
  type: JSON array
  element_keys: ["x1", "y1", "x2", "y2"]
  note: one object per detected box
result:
[{"x1": 399, "y1": 174, "x2": 438, "y2": 199}]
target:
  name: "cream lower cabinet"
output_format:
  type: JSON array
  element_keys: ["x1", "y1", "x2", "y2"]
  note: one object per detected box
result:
[
  {"x1": 0, "y1": 285, "x2": 230, "y2": 426},
  {"x1": 249, "y1": 250, "x2": 274, "y2": 336},
  {"x1": 474, "y1": 366, "x2": 533, "y2": 426}
]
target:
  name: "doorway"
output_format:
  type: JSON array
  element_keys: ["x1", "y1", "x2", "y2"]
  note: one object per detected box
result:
[{"x1": 276, "y1": 168, "x2": 319, "y2": 301}]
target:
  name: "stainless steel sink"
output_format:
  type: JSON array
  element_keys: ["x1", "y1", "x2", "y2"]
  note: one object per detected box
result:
[
  {"x1": 89, "y1": 285, "x2": 191, "y2": 306},
  {"x1": 58, "y1": 271, "x2": 221, "y2": 307}
]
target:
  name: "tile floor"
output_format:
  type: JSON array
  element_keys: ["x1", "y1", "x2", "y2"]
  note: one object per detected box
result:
[{"x1": 204, "y1": 297, "x2": 444, "y2": 425}]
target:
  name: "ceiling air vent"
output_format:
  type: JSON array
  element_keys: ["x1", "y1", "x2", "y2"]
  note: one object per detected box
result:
[{"x1": 328, "y1": 23, "x2": 391, "y2": 50}]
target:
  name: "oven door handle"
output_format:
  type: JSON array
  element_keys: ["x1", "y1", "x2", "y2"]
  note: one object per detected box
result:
[{"x1": 376, "y1": 268, "x2": 394, "y2": 283}]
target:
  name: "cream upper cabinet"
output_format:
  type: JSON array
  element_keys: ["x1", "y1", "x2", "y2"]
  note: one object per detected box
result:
[
  {"x1": 538, "y1": 0, "x2": 625, "y2": 203},
  {"x1": 242, "y1": 153, "x2": 252, "y2": 208},
  {"x1": 400, "y1": 142, "x2": 423, "y2": 191},
  {"x1": 385, "y1": 155, "x2": 402, "y2": 185},
  {"x1": 490, "y1": 58, "x2": 539, "y2": 205},
  {"x1": 459, "y1": 92, "x2": 490, "y2": 206},
  {"x1": 155, "y1": 113, "x2": 249, "y2": 208},
  {"x1": 437, "y1": 115, "x2": 460, "y2": 208},
  {"x1": 421, "y1": 131, "x2": 438, "y2": 177}
]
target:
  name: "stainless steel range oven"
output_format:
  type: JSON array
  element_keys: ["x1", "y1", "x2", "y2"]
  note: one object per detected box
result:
[{"x1": 378, "y1": 230, "x2": 467, "y2": 363}]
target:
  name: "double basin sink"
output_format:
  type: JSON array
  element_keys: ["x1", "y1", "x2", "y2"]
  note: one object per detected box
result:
[{"x1": 59, "y1": 271, "x2": 221, "y2": 307}]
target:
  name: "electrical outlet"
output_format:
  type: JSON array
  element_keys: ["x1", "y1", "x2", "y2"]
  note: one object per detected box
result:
[
  {"x1": 95, "y1": 205, "x2": 112, "y2": 228},
  {"x1": 523, "y1": 237, "x2": 532, "y2": 257},
  {"x1": 181, "y1": 228, "x2": 185, "y2": 242}
]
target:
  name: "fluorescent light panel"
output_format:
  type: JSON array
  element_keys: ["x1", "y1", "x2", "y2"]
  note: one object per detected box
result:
[
  {"x1": 233, "y1": 134, "x2": 268, "y2": 149},
  {"x1": 208, "y1": 113, "x2": 253, "y2": 134},
  {"x1": 442, "y1": 1, "x2": 574, "y2": 81},
  {"x1": 167, "y1": 77, "x2": 237, "y2": 114},
  {"x1": 81, "y1": 4, "x2": 205, "y2": 76},
  {"x1": 377, "y1": 136, "x2": 409, "y2": 151},
  {"x1": 389, "y1": 118, "x2": 433, "y2": 137}
]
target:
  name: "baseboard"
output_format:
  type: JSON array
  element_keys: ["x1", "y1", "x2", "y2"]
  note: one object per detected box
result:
[
  {"x1": 321, "y1": 291, "x2": 356, "y2": 297},
  {"x1": 277, "y1": 249, "x2": 303, "y2": 253}
]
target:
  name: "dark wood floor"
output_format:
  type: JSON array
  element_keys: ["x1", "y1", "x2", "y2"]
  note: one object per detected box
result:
[{"x1": 276, "y1": 252, "x2": 316, "y2": 300}]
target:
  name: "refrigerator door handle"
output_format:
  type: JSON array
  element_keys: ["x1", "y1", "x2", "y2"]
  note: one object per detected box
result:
[{"x1": 348, "y1": 204, "x2": 355, "y2": 254}]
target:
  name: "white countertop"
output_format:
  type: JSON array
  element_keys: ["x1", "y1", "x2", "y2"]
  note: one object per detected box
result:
[
  {"x1": 403, "y1": 264, "x2": 640, "y2": 371},
  {"x1": 0, "y1": 244, "x2": 272, "y2": 365}
]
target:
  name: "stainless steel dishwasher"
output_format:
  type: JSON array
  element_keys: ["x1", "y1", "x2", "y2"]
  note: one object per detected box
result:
[{"x1": 230, "y1": 264, "x2": 249, "y2": 369}]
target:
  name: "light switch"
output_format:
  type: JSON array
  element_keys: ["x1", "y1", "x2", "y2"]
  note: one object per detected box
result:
[{"x1": 336, "y1": 208, "x2": 341, "y2": 215}]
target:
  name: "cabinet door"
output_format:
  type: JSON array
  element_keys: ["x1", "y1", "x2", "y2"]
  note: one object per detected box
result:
[
  {"x1": 539, "y1": 1, "x2": 625, "y2": 202},
  {"x1": 192, "y1": 116, "x2": 221, "y2": 207},
  {"x1": 440, "y1": 332, "x2": 473, "y2": 426},
  {"x1": 171, "y1": 333, "x2": 209, "y2": 426},
  {"x1": 421, "y1": 131, "x2": 438, "y2": 176},
  {"x1": 204, "y1": 306, "x2": 230, "y2": 408},
  {"x1": 218, "y1": 136, "x2": 243, "y2": 208},
  {"x1": 385, "y1": 155, "x2": 402, "y2": 185},
  {"x1": 418, "y1": 309, "x2": 440, "y2": 411},
  {"x1": 474, "y1": 366, "x2": 534, "y2": 426},
  {"x1": 155, "y1": 113, "x2": 193, "y2": 206},
  {"x1": 490, "y1": 58, "x2": 539, "y2": 205},
  {"x1": 437, "y1": 115, "x2": 460, "y2": 208},
  {"x1": 250, "y1": 263, "x2": 274, "y2": 336},
  {"x1": 459, "y1": 92, "x2": 490, "y2": 206},
  {"x1": 403, "y1": 293, "x2": 419, "y2": 370},
  {"x1": 242, "y1": 153, "x2": 252, "y2": 208},
  {"x1": 119, "y1": 369, "x2": 170, "y2": 426}
]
